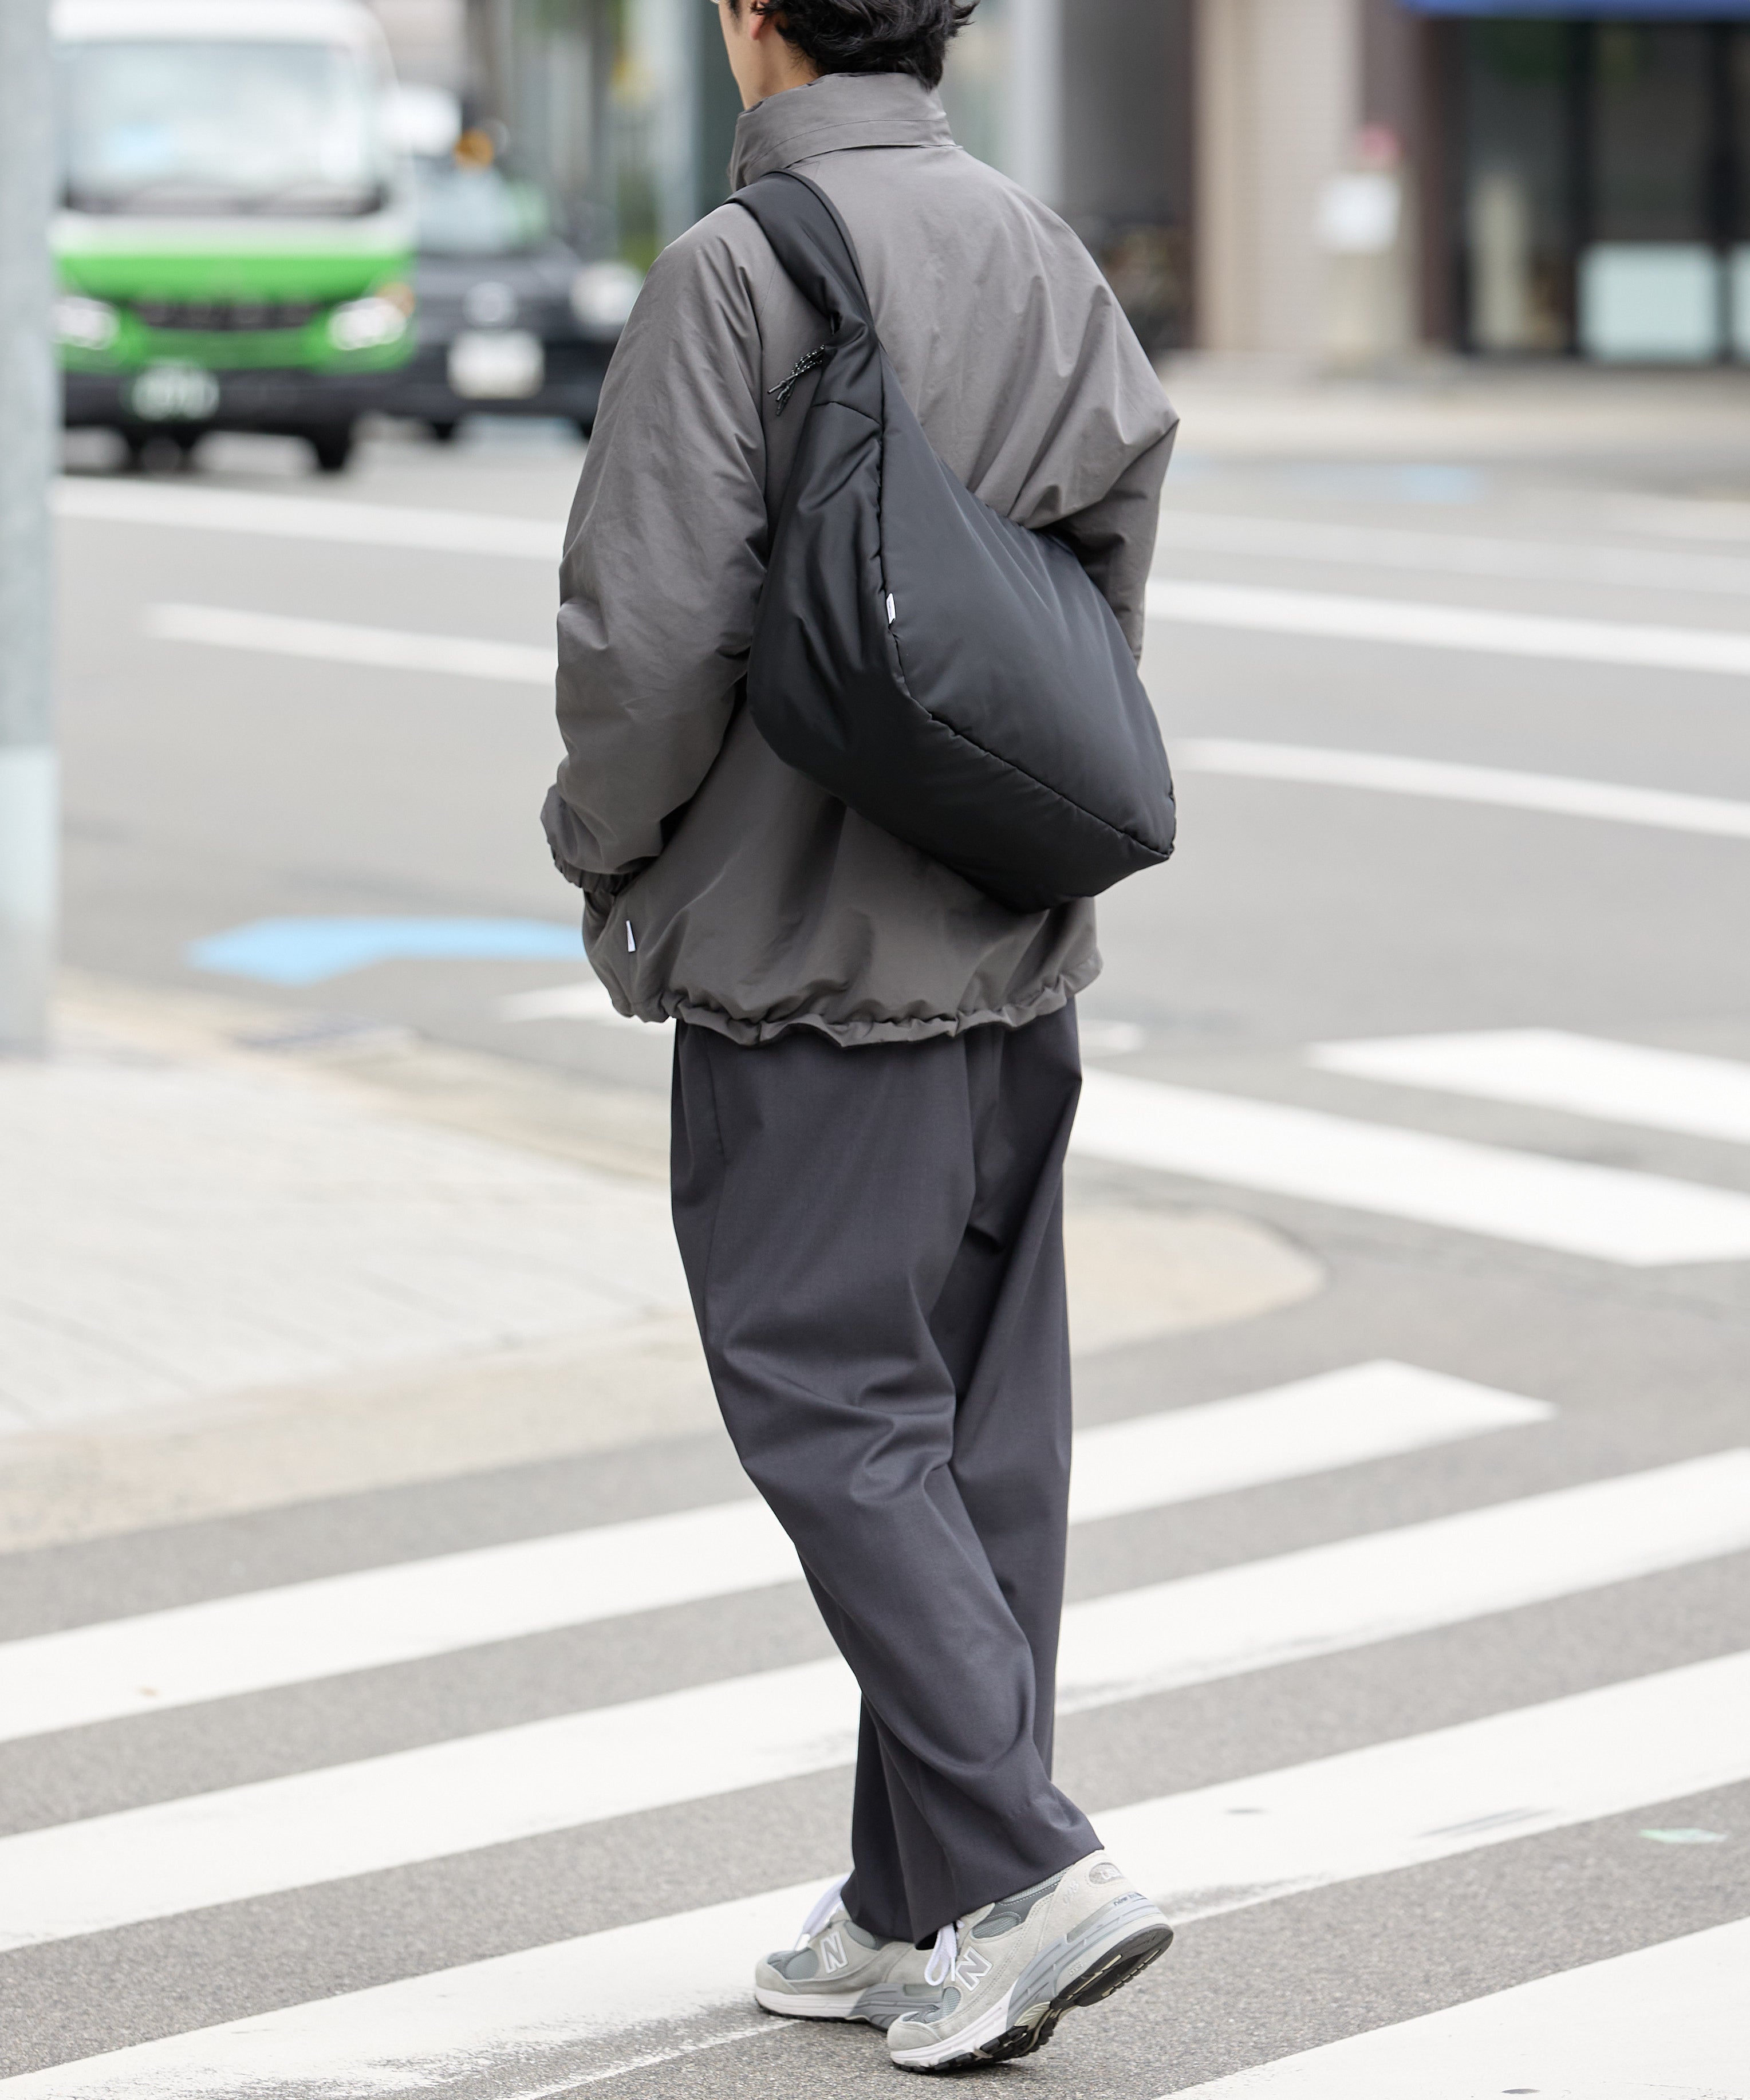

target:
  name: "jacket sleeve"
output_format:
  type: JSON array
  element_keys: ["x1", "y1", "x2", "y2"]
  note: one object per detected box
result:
[
  {"x1": 544, "y1": 218, "x2": 771, "y2": 887},
  {"x1": 998, "y1": 222, "x2": 1179, "y2": 669},
  {"x1": 1054, "y1": 414, "x2": 1177, "y2": 665}
]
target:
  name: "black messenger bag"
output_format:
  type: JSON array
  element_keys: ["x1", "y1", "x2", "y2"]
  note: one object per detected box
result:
[{"x1": 732, "y1": 171, "x2": 1176, "y2": 916}]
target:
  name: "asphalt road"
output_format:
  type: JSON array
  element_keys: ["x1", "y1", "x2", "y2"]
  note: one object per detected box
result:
[{"x1": 7, "y1": 396, "x2": 1750, "y2": 2098}]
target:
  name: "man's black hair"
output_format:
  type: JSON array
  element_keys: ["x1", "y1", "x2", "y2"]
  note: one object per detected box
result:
[{"x1": 732, "y1": 0, "x2": 978, "y2": 92}]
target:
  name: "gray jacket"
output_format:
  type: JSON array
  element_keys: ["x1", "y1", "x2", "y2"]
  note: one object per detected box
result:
[{"x1": 543, "y1": 72, "x2": 1176, "y2": 1046}]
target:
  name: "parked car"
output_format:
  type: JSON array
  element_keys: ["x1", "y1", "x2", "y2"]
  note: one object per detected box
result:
[{"x1": 387, "y1": 141, "x2": 640, "y2": 439}]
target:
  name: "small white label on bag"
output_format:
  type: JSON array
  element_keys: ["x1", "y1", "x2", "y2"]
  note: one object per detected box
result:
[
  {"x1": 626, "y1": 921, "x2": 636, "y2": 952},
  {"x1": 886, "y1": 594, "x2": 896, "y2": 626}
]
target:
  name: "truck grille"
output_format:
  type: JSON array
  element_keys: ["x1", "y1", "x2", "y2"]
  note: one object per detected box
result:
[{"x1": 130, "y1": 301, "x2": 324, "y2": 333}]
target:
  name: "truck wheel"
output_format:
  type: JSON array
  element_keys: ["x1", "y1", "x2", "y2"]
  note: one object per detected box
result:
[
  {"x1": 120, "y1": 431, "x2": 149, "y2": 472},
  {"x1": 427, "y1": 420, "x2": 459, "y2": 443},
  {"x1": 308, "y1": 425, "x2": 354, "y2": 475}
]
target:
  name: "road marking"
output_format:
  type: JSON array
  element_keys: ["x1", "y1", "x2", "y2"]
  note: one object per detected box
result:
[
  {"x1": 145, "y1": 590, "x2": 1750, "y2": 694},
  {"x1": 6, "y1": 1651, "x2": 1744, "y2": 2097},
  {"x1": 1100, "y1": 1648, "x2": 1750, "y2": 1922},
  {"x1": 1066, "y1": 1361, "x2": 1548, "y2": 1529},
  {"x1": 58, "y1": 477, "x2": 559, "y2": 558},
  {"x1": 144, "y1": 604, "x2": 554, "y2": 684},
  {"x1": 1, "y1": 1451, "x2": 1743, "y2": 1951},
  {"x1": 1071, "y1": 1070, "x2": 1750, "y2": 1266},
  {"x1": 1054, "y1": 1451, "x2": 1750, "y2": 1715},
  {"x1": 1154, "y1": 1916, "x2": 1750, "y2": 2099},
  {"x1": 1154, "y1": 509, "x2": 1750, "y2": 598},
  {"x1": 1313, "y1": 1030, "x2": 1750, "y2": 1146},
  {"x1": 1144, "y1": 577, "x2": 1750, "y2": 677},
  {"x1": 1174, "y1": 738, "x2": 1750, "y2": 842},
  {"x1": 0, "y1": 1362, "x2": 1549, "y2": 1744},
  {"x1": 190, "y1": 915, "x2": 582, "y2": 986},
  {"x1": 62, "y1": 477, "x2": 1750, "y2": 605}
]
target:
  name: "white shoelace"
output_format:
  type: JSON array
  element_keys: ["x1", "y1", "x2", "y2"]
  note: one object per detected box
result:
[
  {"x1": 794, "y1": 1878, "x2": 967, "y2": 1989},
  {"x1": 923, "y1": 1921, "x2": 962, "y2": 1988},
  {"x1": 794, "y1": 1872, "x2": 851, "y2": 1949}
]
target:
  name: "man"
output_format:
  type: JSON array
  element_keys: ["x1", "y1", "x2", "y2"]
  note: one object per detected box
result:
[{"x1": 542, "y1": 0, "x2": 1178, "y2": 2071}]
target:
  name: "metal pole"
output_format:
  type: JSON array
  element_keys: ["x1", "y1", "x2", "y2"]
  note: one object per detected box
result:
[
  {"x1": 1008, "y1": 0, "x2": 1063, "y2": 210},
  {"x1": 0, "y1": 0, "x2": 58, "y2": 1053}
]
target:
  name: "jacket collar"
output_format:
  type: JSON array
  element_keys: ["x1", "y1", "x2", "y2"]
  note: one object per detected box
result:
[{"x1": 729, "y1": 71, "x2": 955, "y2": 190}]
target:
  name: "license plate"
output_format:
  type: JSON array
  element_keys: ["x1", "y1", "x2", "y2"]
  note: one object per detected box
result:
[
  {"x1": 129, "y1": 363, "x2": 221, "y2": 422},
  {"x1": 448, "y1": 330, "x2": 543, "y2": 400}
]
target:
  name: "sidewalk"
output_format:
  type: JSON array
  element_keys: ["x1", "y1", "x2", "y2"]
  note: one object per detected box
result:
[
  {"x1": 0, "y1": 975, "x2": 1321, "y2": 1552},
  {"x1": 1159, "y1": 357, "x2": 1750, "y2": 476}
]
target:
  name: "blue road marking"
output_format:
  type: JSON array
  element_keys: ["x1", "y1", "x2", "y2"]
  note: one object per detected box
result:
[{"x1": 188, "y1": 917, "x2": 584, "y2": 986}]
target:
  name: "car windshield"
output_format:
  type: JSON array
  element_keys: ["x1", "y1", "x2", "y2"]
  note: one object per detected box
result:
[
  {"x1": 58, "y1": 40, "x2": 391, "y2": 216},
  {"x1": 414, "y1": 161, "x2": 548, "y2": 255}
]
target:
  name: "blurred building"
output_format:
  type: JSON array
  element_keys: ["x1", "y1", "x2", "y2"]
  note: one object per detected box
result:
[
  {"x1": 1410, "y1": 3, "x2": 1750, "y2": 364},
  {"x1": 365, "y1": 0, "x2": 1750, "y2": 368}
]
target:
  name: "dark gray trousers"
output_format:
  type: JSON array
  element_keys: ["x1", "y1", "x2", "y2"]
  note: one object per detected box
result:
[{"x1": 670, "y1": 1002, "x2": 1098, "y2": 1945}]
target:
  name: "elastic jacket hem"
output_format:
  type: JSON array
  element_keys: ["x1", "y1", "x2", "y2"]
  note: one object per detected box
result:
[{"x1": 652, "y1": 962, "x2": 1097, "y2": 1047}]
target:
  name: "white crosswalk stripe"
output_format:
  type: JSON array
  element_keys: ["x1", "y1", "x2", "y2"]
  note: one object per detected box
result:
[
  {"x1": 1072, "y1": 1070, "x2": 1750, "y2": 1264},
  {"x1": 0, "y1": 1361, "x2": 1546, "y2": 1743},
  {"x1": 1155, "y1": 1917, "x2": 1750, "y2": 2100},
  {"x1": 2, "y1": 1451, "x2": 1744, "y2": 1953},
  {"x1": 1311, "y1": 1030, "x2": 1750, "y2": 1145},
  {"x1": 5, "y1": 1653, "x2": 1745, "y2": 2097}
]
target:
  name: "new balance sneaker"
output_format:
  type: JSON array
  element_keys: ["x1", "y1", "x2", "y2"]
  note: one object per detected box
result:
[
  {"x1": 754, "y1": 1876, "x2": 940, "y2": 2030},
  {"x1": 886, "y1": 1851, "x2": 1173, "y2": 2070}
]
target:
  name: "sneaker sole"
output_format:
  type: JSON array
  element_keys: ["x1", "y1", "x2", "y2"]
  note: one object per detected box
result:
[
  {"x1": 754, "y1": 1984, "x2": 872, "y2": 2020},
  {"x1": 890, "y1": 1918, "x2": 1174, "y2": 2071}
]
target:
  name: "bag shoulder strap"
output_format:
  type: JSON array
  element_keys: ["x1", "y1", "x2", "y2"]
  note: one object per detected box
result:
[{"x1": 731, "y1": 170, "x2": 873, "y2": 339}]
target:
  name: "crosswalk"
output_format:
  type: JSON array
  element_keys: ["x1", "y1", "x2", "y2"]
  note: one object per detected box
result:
[
  {"x1": 1162, "y1": 1918, "x2": 1750, "y2": 2099},
  {"x1": 3, "y1": 1337, "x2": 1748, "y2": 2088},
  {"x1": 0, "y1": 1362, "x2": 1544, "y2": 1742},
  {"x1": 10, "y1": 1449, "x2": 1747, "y2": 1953},
  {"x1": 1073, "y1": 1068, "x2": 1750, "y2": 1265},
  {"x1": 1311, "y1": 1029, "x2": 1750, "y2": 1144},
  {"x1": 7, "y1": 1657, "x2": 1747, "y2": 2099},
  {"x1": 6, "y1": 1030, "x2": 1749, "y2": 2094}
]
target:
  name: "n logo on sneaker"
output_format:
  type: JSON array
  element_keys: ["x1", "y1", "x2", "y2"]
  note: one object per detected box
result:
[
  {"x1": 820, "y1": 1929, "x2": 849, "y2": 1973},
  {"x1": 957, "y1": 1945, "x2": 992, "y2": 1987}
]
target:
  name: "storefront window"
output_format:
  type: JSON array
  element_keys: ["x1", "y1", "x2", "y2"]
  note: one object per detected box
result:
[
  {"x1": 1582, "y1": 22, "x2": 1717, "y2": 358},
  {"x1": 1593, "y1": 23, "x2": 1710, "y2": 241},
  {"x1": 1459, "y1": 16, "x2": 1750, "y2": 364},
  {"x1": 1461, "y1": 21, "x2": 1574, "y2": 353}
]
